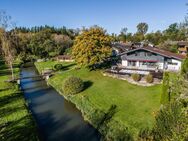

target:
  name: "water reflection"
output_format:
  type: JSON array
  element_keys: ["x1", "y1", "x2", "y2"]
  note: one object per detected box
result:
[{"x1": 20, "y1": 64, "x2": 101, "y2": 141}]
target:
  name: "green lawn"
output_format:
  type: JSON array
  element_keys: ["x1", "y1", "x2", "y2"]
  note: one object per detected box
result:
[
  {"x1": 35, "y1": 61, "x2": 161, "y2": 137},
  {"x1": 35, "y1": 60, "x2": 76, "y2": 73},
  {"x1": 0, "y1": 60, "x2": 38, "y2": 141}
]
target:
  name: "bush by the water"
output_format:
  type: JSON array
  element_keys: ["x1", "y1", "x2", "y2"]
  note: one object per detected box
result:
[
  {"x1": 53, "y1": 64, "x2": 63, "y2": 71},
  {"x1": 63, "y1": 76, "x2": 84, "y2": 95},
  {"x1": 145, "y1": 74, "x2": 153, "y2": 83},
  {"x1": 131, "y1": 73, "x2": 141, "y2": 82}
]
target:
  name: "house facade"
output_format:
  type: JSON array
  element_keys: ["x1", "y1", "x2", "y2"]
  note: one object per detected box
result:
[
  {"x1": 177, "y1": 41, "x2": 188, "y2": 56},
  {"x1": 120, "y1": 47, "x2": 185, "y2": 72}
]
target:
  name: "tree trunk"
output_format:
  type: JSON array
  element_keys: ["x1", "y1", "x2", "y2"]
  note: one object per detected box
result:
[{"x1": 10, "y1": 62, "x2": 14, "y2": 80}]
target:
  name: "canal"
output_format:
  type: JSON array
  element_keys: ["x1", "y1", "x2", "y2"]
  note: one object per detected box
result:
[{"x1": 20, "y1": 63, "x2": 101, "y2": 141}]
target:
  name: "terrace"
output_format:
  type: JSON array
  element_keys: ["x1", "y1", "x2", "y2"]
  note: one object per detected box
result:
[{"x1": 108, "y1": 63, "x2": 163, "y2": 79}]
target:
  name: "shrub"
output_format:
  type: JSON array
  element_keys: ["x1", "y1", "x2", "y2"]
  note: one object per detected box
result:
[
  {"x1": 145, "y1": 74, "x2": 154, "y2": 83},
  {"x1": 152, "y1": 102, "x2": 187, "y2": 141},
  {"x1": 53, "y1": 64, "x2": 63, "y2": 71},
  {"x1": 138, "y1": 127, "x2": 153, "y2": 140},
  {"x1": 63, "y1": 76, "x2": 84, "y2": 95},
  {"x1": 104, "y1": 120, "x2": 133, "y2": 141},
  {"x1": 161, "y1": 72, "x2": 170, "y2": 104},
  {"x1": 131, "y1": 73, "x2": 141, "y2": 82},
  {"x1": 181, "y1": 58, "x2": 188, "y2": 78}
]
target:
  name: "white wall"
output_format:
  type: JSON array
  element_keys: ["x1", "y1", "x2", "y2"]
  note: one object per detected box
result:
[
  {"x1": 122, "y1": 60, "x2": 128, "y2": 67},
  {"x1": 136, "y1": 61, "x2": 139, "y2": 67},
  {"x1": 157, "y1": 62, "x2": 164, "y2": 70},
  {"x1": 121, "y1": 59, "x2": 182, "y2": 71},
  {"x1": 167, "y1": 59, "x2": 182, "y2": 71}
]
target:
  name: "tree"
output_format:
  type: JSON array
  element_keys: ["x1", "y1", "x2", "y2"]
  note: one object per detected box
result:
[
  {"x1": 153, "y1": 101, "x2": 188, "y2": 141},
  {"x1": 119, "y1": 27, "x2": 128, "y2": 42},
  {"x1": 159, "y1": 41, "x2": 178, "y2": 53},
  {"x1": 181, "y1": 58, "x2": 188, "y2": 78},
  {"x1": 72, "y1": 26, "x2": 112, "y2": 68},
  {"x1": 164, "y1": 23, "x2": 179, "y2": 40},
  {"x1": 145, "y1": 30, "x2": 164, "y2": 45},
  {"x1": 132, "y1": 33, "x2": 145, "y2": 42},
  {"x1": 0, "y1": 10, "x2": 16, "y2": 80},
  {"x1": 28, "y1": 28, "x2": 54, "y2": 58},
  {"x1": 161, "y1": 72, "x2": 170, "y2": 104},
  {"x1": 136, "y1": 22, "x2": 149, "y2": 35},
  {"x1": 111, "y1": 33, "x2": 119, "y2": 42},
  {"x1": 53, "y1": 34, "x2": 73, "y2": 55}
]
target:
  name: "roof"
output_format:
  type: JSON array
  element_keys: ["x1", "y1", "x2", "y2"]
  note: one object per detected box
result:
[
  {"x1": 120, "y1": 46, "x2": 186, "y2": 60},
  {"x1": 112, "y1": 42, "x2": 133, "y2": 52},
  {"x1": 57, "y1": 55, "x2": 72, "y2": 60},
  {"x1": 177, "y1": 41, "x2": 188, "y2": 47}
]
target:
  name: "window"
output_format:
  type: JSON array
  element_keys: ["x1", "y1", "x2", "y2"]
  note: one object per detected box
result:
[
  {"x1": 139, "y1": 61, "x2": 157, "y2": 67},
  {"x1": 128, "y1": 61, "x2": 136, "y2": 66},
  {"x1": 168, "y1": 62, "x2": 178, "y2": 65}
]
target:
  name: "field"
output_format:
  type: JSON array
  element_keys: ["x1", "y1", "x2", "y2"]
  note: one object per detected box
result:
[
  {"x1": 0, "y1": 60, "x2": 38, "y2": 141},
  {"x1": 35, "y1": 61, "x2": 161, "y2": 137}
]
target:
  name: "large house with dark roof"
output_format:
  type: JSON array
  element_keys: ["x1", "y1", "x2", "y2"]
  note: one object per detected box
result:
[{"x1": 117, "y1": 47, "x2": 186, "y2": 75}]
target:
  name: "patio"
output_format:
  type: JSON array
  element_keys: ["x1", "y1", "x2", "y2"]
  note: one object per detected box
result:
[{"x1": 108, "y1": 65, "x2": 163, "y2": 79}]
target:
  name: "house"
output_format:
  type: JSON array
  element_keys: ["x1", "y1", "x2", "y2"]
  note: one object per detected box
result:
[
  {"x1": 56, "y1": 55, "x2": 74, "y2": 62},
  {"x1": 112, "y1": 42, "x2": 133, "y2": 56},
  {"x1": 116, "y1": 47, "x2": 186, "y2": 76},
  {"x1": 177, "y1": 41, "x2": 188, "y2": 56},
  {"x1": 112, "y1": 42, "x2": 155, "y2": 56}
]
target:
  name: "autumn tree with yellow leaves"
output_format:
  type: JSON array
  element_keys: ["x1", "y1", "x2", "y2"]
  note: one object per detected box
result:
[{"x1": 72, "y1": 26, "x2": 112, "y2": 69}]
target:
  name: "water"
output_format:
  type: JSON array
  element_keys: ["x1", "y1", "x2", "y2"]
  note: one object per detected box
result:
[{"x1": 20, "y1": 63, "x2": 101, "y2": 141}]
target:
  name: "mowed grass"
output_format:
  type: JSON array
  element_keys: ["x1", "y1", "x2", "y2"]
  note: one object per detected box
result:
[
  {"x1": 35, "y1": 61, "x2": 161, "y2": 135},
  {"x1": 0, "y1": 60, "x2": 38, "y2": 141},
  {"x1": 35, "y1": 60, "x2": 76, "y2": 73}
]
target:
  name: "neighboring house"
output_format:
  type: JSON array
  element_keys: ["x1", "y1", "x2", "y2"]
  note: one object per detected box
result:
[
  {"x1": 177, "y1": 41, "x2": 188, "y2": 56},
  {"x1": 131, "y1": 42, "x2": 154, "y2": 48},
  {"x1": 112, "y1": 42, "x2": 136, "y2": 56},
  {"x1": 112, "y1": 42, "x2": 155, "y2": 56},
  {"x1": 56, "y1": 55, "x2": 74, "y2": 62},
  {"x1": 118, "y1": 47, "x2": 185, "y2": 75}
]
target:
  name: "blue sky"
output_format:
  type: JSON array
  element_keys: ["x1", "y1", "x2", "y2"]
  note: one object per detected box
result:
[{"x1": 0, "y1": 0, "x2": 187, "y2": 34}]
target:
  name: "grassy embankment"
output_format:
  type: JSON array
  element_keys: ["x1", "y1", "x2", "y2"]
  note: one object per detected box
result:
[
  {"x1": 35, "y1": 61, "x2": 161, "y2": 138},
  {"x1": 0, "y1": 60, "x2": 38, "y2": 141}
]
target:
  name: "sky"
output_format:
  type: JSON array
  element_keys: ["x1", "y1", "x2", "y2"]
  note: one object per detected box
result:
[{"x1": 0, "y1": 0, "x2": 187, "y2": 34}]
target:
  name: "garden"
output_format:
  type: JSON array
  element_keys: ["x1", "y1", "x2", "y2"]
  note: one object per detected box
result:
[{"x1": 35, "y1": 61, "x2": 161, "y2": 139}]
